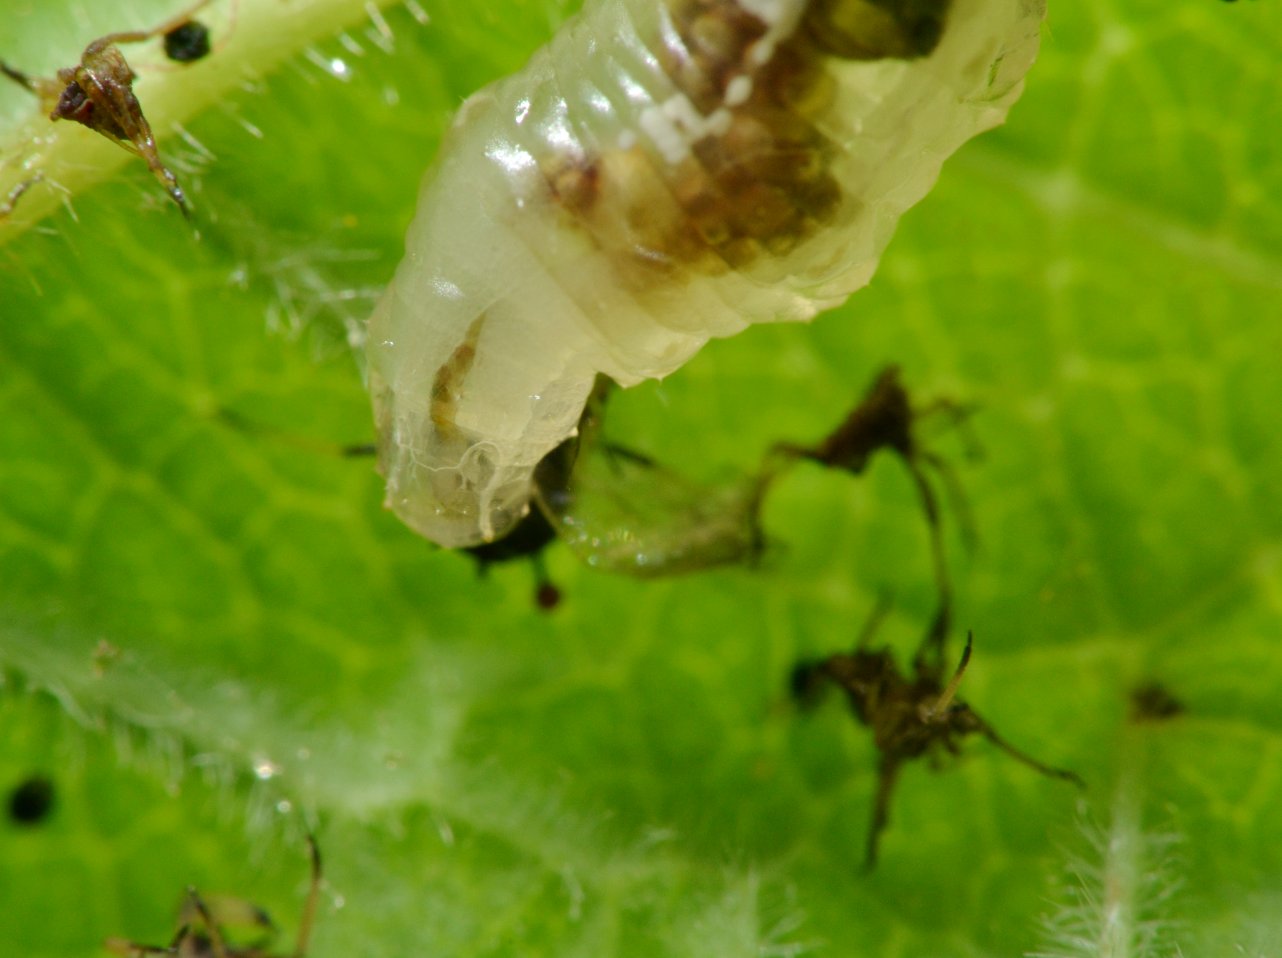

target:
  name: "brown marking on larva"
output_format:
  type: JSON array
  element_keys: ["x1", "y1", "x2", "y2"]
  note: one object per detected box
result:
[
  {"x1": 662, "y1": 0, "x2": 770, "y2": 113},
  {"x1": 1129, "y1": 682, "x2": 1186, "y2": 724},
  {"x1": 804, "y1": 0, "x2": 952, "y2": 60},
  {"x1": 547, "y1": 156, "x2": 602, "y2": 216},
  {"x1": 430, "y1": 314, "x2": 485, "y2": 434},
  {"x1": 538, "y1": 0, "x2": 954, "y2": 287},
  {"x1": 0, "y1": 0, "x2": 217, "y2": 217}
]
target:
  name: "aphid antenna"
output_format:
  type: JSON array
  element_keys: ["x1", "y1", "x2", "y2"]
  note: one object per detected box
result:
[
  {"x1": 293, "y1": 833, "x2": 322, "y2": 958},
  {"x1": 919, "y1": 446, "x2": 979, "y2": 555},
  {"x1": 216, "y1": 406, "x2": 376, "y2": 461},
  {"x1": 865, "y1": 753, "x2": 903, "y2": 870},
  {"x1": 0, "y1": 60, "x2": 39, "y2": 92},
  {"x1": 899, "y1": 447, "x2": 954, "y2": 674},
  {"x1": 600, "y1": 441, "x2": 659, "y2": 472},
  {"x1": 914, "y1": 393, "x2": 983, "y2": 452},
  {"x1": 853, "y1": 592, "x2": 895, "y2": 651},
  {"x1": 84, "y1": 0, "x2": 218, "y2": 53},
  {"x1": 972, "y1": 714, "x2": 1086, "y2": 790},
  {"x1": 185, "y1": 886, "x2": 232, "y2": 958}
]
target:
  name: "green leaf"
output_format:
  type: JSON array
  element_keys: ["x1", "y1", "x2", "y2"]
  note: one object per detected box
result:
[{"x1": 2, "y1": 1, "x2": 1281, "y2": 956}]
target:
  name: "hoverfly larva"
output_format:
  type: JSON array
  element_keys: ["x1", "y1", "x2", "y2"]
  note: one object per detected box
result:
[{"x1": 368, "y1": 0, "x2": 1047, "y2": 548}]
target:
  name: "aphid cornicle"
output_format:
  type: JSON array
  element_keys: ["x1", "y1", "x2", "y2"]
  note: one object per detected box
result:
[{"x1": 369, "y1": 0, "x2": 1047, "y2": 547}]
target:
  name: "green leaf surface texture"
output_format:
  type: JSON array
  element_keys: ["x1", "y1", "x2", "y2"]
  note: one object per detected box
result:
[{"x1": 1, "y1": 1, "x2": 1280, "y2": 956}]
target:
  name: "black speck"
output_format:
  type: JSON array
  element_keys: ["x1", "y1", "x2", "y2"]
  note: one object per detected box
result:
[
  {"x1": 8, "y1": 775, "x2": 55, "y2": 825},
  {"x1": 1129, "y1": 682, "x2": 1186, "y2": 723},
  {"x1": 164, "y1": 21, "x2": 212, "y2": 64}
]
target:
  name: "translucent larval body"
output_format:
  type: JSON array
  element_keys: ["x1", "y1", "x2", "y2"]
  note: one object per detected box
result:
[{"x1": 367, "y1": 0, "x2": 1046, "y2": 547}]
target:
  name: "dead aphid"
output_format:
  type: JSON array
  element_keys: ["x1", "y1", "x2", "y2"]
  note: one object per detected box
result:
[
  {"x1": 0, "y1": 0, "x2": 216, "y2": 217},
  {"x1": 793, "y1": 619, "x2": 1083, "y2": 868},
  {"x1": 7, "y1": 774, "x2": 55, "y2": 826},
  {"x1": 773, "y1": 365, "x2": 976, "y2": 670},
  {"x1": 163, "y1": 21, "x2": 213, "y2": 64},
  {"x1": 367, "y1": 0, "x2": 1047, "y2": 550},
  {"x1": 105, "y1": 834, "x2": 321, "y2": 958},
  {"x1": 532, "y1": 376, "x2": 769, "y2": 577},
  {"x1": 1129, "y1": 682, "x2": 1186, "y2": 723},
  {"x1": 465, "y1": 507, "x2": 563, "y2": 611}
]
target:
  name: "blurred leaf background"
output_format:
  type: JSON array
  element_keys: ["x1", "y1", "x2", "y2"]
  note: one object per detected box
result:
[{"x1": 2, "y1": 1, "x2": 1281, "y2": 955}]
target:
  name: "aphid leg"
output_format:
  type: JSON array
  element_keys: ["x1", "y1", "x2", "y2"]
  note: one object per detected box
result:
[
  {"x1": 530, "y1": 552, "x2": 562, "y2": 611},
  {"x1": 183, "y1": 888, "x2": 231, "y2": 958},
  {"x1": 84, "y1": 0, "x2": 217, "y2": 50},
  {"x1": 966, "y1": 711, "x2": 1085, "y2": 789},
  {"x1": 854, "y1": 593, "x2": 895, "y2": 651},
  {"x1": 218, "y1": 407, "x2": 378, "y2": 459},
  {"x1": 924, "y1": 634, "x2": 1083, "y2": 786},
  {"x1": 865, "y1": 753, "x2": 904, "y2": 870},
  {"x1": 771, "y1": 367, "x2": 964, "y2": 672},
  {"x1": 103, "y1": 923, "x2": 189, "y2": 956},
  {"x1": 600, "y1": 442, "x2": 659, "y2": 471},
  {"x1": 1, "y1": 60, "x2": 54, "y2": 98},
  {"x1": 918, "y1": 448, "x2": 978, "y2": 555},
  {"x1": 900, "y1": 447, "x2": 952, "y2": 677},
  {"x1": 293, "y1": 834, "x2": 322, "y2": 958}
]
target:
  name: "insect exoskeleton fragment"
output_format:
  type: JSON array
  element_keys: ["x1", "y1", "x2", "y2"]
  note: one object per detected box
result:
[
  {"x1": 0, "y1": 0, "x2": 222, "y2": 217},
  {"x1": 440, "y1": 364, "x2": 969, "y2": 588},
  {"x1": 770, "y1": 364, "x2": 979, "y2": 658},
  {"x1": 367, "y1": 0, "x2": 1048, "y2": 549},
  {"x1": 104, "y1": 834, "x2": 322, "y2": 958},
  {"x1": 792, "y1": 605, "x2": 1084, "y2": 867}
]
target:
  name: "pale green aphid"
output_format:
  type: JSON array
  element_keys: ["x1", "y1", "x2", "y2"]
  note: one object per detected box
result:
[{"x1": 367, "y1": 0, "x2": 1046, "y2": 549}]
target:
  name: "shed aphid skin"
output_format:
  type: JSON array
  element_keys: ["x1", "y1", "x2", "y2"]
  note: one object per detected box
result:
[
  {"x1": 532, "y1": 376, "x2": 770, "y2": 576},
  {"x1": 771, "y1": 364, "x2": 977, "y2": 667},
  {"x1": 105, "y1": 834, "x2": 322, "y2": 958},
  {"x1": 0, "y1": 0, "x2": 217, "y2": 218},
  {"x1": 792, "y1": 611, "x2": 1084, "y2": 867},
  {"x1": 368, "y1": 0, "x2": 1048, "y2": 548}
]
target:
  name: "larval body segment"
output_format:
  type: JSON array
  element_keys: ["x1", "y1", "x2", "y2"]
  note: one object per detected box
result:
[{"x1": 368, "y1": 0, "x2": 1047, "y2": 547}]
